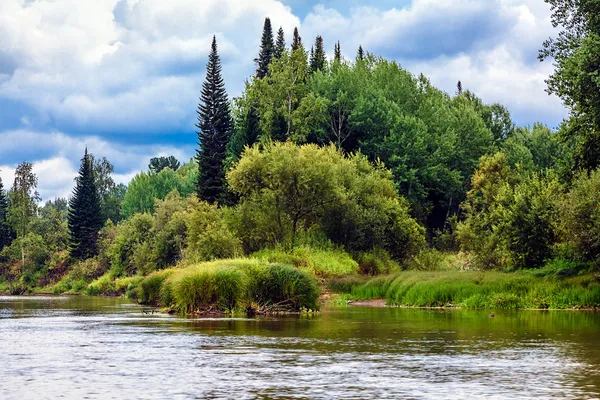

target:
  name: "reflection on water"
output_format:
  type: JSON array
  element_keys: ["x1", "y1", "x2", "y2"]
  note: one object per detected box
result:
[{"x1": 1, "y1": 296, "x2": 599, "y2": 399}]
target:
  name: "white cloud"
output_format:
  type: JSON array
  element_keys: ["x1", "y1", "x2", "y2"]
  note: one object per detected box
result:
[
  {"x1": 0, "y1": 0, "x2": 300, "y2": 133},
  {"x1": 0, "y1": 0, "x2": 570, "y2": 199},
  {"x1": 0, "y1": 129, "x2": 194, "y2": 201},
  {"x1": 298, "y1": 0, "x2": 566, "y2": 126}
]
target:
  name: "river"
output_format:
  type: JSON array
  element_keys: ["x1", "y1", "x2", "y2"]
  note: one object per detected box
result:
[{"x1": 1, "y1": 295, "x2": 599, "y2": 399}]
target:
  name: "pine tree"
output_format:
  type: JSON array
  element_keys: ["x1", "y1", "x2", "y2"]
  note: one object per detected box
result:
[
  {"x1": 255, "y1": 17, "x2": 275, "y2": 79},
  {"x1": 291, "y1": 27, "x2": 302, "y2": 51},
  {"x1": 196, "y1": 36, "x2": 233, "y2": 204},
  {"x1": 457, "y1": 81, "x2": 463, "y2": 95},
  {"x1": 310, "y1": 35, "x2": 326, "y2": 72},
  {"x1": 334, "y1": 41, "x2": 342, "y2": 63},
  {"x1": 0, "y1": 176, "x2": 14, "y2": 250},
  {"x1": 68, "y1": 148, "x2": 103, "y2": 260},
  {"x1": 274, "y1": 27, "x2": 286, "y2": 58},
  {"x1": 357, "y1": 45, "x2": 364, "y2": 61}
]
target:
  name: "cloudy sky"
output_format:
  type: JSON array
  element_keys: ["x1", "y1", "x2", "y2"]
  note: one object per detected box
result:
[{"x1": 0, "y1": 0, "x2": 566, "y2": 201}]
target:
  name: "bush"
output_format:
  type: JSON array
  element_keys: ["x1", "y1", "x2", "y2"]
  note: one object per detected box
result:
[
  {"x1": 139, "y1": 259, "x2": 320, "y2": 313},
  {"x1": 357, "y1": 248, "x2": 400, "y2": 275},
  {"x1": 253, "y1": 246, "x2": 359, "y2": 278},
  {"x1": 407, "y1": 249, "x2": 444, "y2": 271},
  {"x1": 457, "y1": 153, "x2": 561, "y2": 269},
  {"x1": 559, "y1": 169, "x2": 600, "y2": 264},
  {"x1": 186, "y1": 198, "x2": 242, "y2": 262}
]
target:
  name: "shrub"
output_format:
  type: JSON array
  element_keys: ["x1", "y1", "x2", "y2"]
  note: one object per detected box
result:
[
  {"x1": 357, "y1": 248, "x2": 400, "y2": 275},
  {"x1": 253, "y1": 246, "x2": 359, "y2": 278},
  {"x1": 139, "y1": 259, "x2": 320, "y2": 313},
  {"x1": 186, "y1": 198, "x2": 242, "y2": 262},
  {"x1": 559, "y1": 169, "x2": 600, "y2": 264}
]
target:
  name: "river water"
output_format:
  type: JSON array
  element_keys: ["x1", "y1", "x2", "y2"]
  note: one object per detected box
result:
[{"x1": 1, "y1": 296, "x2": 599, "y2": 399}]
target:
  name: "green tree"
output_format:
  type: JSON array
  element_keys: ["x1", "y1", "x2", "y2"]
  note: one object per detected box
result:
[
  {"x1": 7, "y1": 162, "x2": 40, "y2": 269},
  {"x1": 274, "y1": 27, "x2": 286, "y2": 59},
  {"x1": 196, "y1": 36, "x2": 233, "y2": 204},
  {"x1": 357, "y1": 45, "x2": 364, "y2": 61},
  {"x1": 334, "y1": 41, "x2": 341, "y2": 63},
  {"x1": 539, "y1": 0, "x2": 600, "y2": 171},
  {"x1": 227, "y1": 142, "x2": 424, "y2": 256},
  {"x1": 68, "y1": 149, "x2": 103, "y2": 260},
  {"x1": 256, "y1": 17, "x2": 275, "y2": 79},
  {"x1": 457, "y1": 153, "x2": 560, "y2": 269},
  {"x1": 0, "y1": 175, "x2": 14, "y2": 250},
  {"x1": 559, "y1": 169, "x2": 600, "y2": 266},
  {"x1": 252, "y1": 46, "x2": 309, "y2": 141},
  {"x1": 291, "y1": 27, "x2": 302, "y2": 51},
  {"x1": 149, "y1": 156, "x2": 181, "y2": 174},
  {"x1": 310, "y1": 35, "x2": 326, "y2": 73}
]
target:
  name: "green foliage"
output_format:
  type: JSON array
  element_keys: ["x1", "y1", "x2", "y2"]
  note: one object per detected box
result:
[
  {"x1": 185, "y1": 197, "x2": 241, "y2": 262},
  {"x1": 309, "y1": 35, "x2": 326, "y2": 73},
  {"x1": 106, "y1": 213, "x2": 154, "y2": 275},
  {"x1": 138, "y1": 268, "x2": 176, "y2": 305},
  {"x1": 69, "y1": 149, "x2": 103, "y2": 260},
  {"x1": 121, "y1": 167, "x2": 193, "y2": 218},
  {"x1": 0, "y1": 176, "x2": 14, "y2": 251},
  {"x1": 356, "y1": 248, "x2": 400, "y2": 275},
  {"x1": 140, "y1": 259, "x2": 320, "y2": 313},
  {"x1": 539, "y1": 0, "x2": 600, "y2": 171},
  {"x1": 342, "y1": 270, "x2": 600, "y2": 309},
  {"x1": 149, "y1": 156, "x2": 181, "y2": 174},
  {"x1": 7, "y1": 162, "x2": 40, "y2": 270},
  {"x1": 256, "y1": 17, "x2": 274, "y2": 79},
  {"x1": 559, "y1": 169, "x2": 600, "y2": 264},
  {"x1": 253, "y1": 246, "x2": 359, "y2": 278},
  {"x1": 228, "y1": 142, "x2": 425, "y2": 258},
  {"x1": 196, "y1": 36, "x2": 233, "y2": 204},
  {"x1": 457, "y1": 153, "x2": 561, "y2": 269}
]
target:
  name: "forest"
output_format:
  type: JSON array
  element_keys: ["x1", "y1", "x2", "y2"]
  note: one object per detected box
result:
[{"x1": 0, "y1": 1, "x2": 599, "y2": 312}]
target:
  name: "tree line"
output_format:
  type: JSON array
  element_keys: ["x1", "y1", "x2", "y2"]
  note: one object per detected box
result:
[{"x1": 1, "y1": 0, "x2": 599, "y2": 292}]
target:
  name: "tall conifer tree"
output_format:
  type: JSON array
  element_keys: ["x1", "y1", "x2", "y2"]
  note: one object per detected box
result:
[
  {"x1": 68, "y1": 148, "x2": 103, "y2": 260},
  {"x1": 0, "y1": 176, "x2": 13, "y2": 250},
  {"x1": 291, "y1": 27, "x2": 302, "y2": 51},
  {"x1": 334, "y1": 41, "x2": 342, "y2": 63},
  {"x1": 256, "y1": 17, "x2": 274, "y2": 79},
  {"x1": 274, "y1": 27, "x2": 286, "y2": 58},
  {"x1": 310, "y1": 35, "x2": 326, "y2": 72},
  {"x1": 196, "y1": 36, "x2": 233, "y2": 204},
  {"x1": 357, "y1": 45, "x2": 364, "y2": 61}
]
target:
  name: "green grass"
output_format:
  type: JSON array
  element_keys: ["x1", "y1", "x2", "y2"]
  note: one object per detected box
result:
[
  {"x1": 252, "y1": 246, "x2": 358, "y2": 278},
  {"x1": 139, "y1": 259, "x2": 320, "y2": 314},
  {"x1": 329, "y1": 270, "x2": 600, "y2": 309}
]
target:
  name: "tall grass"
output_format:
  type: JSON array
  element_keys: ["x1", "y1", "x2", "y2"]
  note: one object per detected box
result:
[
  {"x1": 330, "y1": 270, "x2": 600, "y2": 309},
  {"x1": 139, "y1": 259, "x2": 320, "y2": 314},
  {"x1": 252, "y1": 246, "x2": 358, "y2": 278}
]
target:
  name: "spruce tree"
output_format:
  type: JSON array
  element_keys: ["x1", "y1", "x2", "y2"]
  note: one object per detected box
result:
[
  {"x1": 291, "y1": 27, "x2": 302, "y2": 51},
  {"x1": 196, "y1": 36, "x2": 233, "y2": 204},
  {"x1": 274, "y1": 27, "x2": 286, "y2": 58},
  {"x1": 457, "y1": 81, "x2": 463, "y2": 95},
  {"x1": 357, "y1": 45, "x2": 364, "y2": 61},
  {"x1": 0, "y1": 176, "x2": 13, "y2": 250},
  {"x1": 310, "y1": 35, "x2": 326, "y2": 72},
  {"x1": 68, "y1": 148, "x2": 103, "y2": 260},
  {"x1": 256, "y1": 17, "x2": 274, "y2": 79},
  {"x1": 334, "y1": 41, "x2": 342, "y2": 63}
]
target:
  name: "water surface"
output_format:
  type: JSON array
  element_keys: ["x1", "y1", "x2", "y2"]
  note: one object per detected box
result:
[{"x1": 1, "y1": 296, "x2": 599, "y2": 399}]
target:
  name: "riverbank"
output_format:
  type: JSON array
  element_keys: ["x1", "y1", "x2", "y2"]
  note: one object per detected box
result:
[{"x1": 329, "y1": 269, "x2": 600, "y2": 310}]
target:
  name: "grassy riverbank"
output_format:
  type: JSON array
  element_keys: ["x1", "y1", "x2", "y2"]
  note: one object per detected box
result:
[{"x1": 329, "y1": 269, "x2": 600, "y2": 309}]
